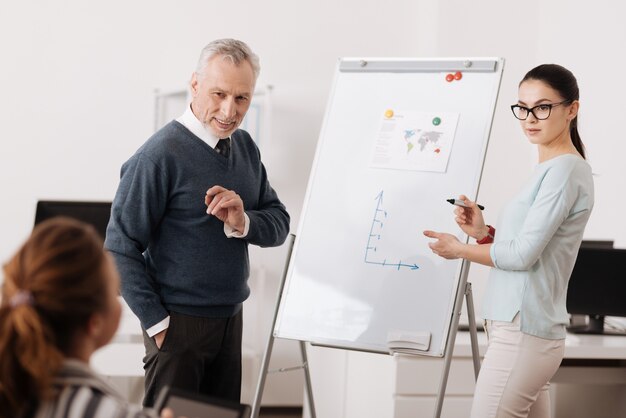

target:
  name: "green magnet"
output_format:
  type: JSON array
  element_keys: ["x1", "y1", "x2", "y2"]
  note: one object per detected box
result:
[{"x1": 432, "y1": 117, "x2": 441, "y2": 126}]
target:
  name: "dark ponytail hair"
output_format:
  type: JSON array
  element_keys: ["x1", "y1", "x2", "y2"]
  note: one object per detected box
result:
[
  {"x1": 521, "y1": 64, "x2": 586, "y2": 159},
  {"x1": 0, "y1": 217, "x2": 109, "y2": 418}
]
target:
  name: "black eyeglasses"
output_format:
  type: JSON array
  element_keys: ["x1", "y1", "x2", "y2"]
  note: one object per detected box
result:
[{"x1": 510, "y1": 100, "x2": 571, "y2": 120}]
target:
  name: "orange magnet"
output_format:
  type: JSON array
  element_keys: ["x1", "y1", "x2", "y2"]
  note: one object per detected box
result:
[{"x1": 384, "y1": 109, "x2": 394, "y2": 118}]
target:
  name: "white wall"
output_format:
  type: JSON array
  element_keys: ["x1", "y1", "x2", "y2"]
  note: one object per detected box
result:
[
  {"x1": 0, "y1": 0, "x2": 425, "y2": 407},
  {"x1": 535, "y1": 2, "x2": 626, "y2": 245},
  {"x1": 2, "y1": 0, "x2": 626, "y2": 414}
]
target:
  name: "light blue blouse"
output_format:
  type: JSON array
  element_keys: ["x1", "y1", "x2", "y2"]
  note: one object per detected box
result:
[{"x1": 483, "y1": 154, "x2": 594, "y2": 339}]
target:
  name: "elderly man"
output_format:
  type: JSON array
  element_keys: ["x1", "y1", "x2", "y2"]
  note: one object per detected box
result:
[{"x1": 105, "y1": 39, "x2": 290, "y2": 406}]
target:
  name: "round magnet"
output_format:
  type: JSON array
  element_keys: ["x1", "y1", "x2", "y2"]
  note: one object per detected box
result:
[
  {"x1": 384, "y1": 109, "x2": 394, "y2": 118},
  {"x1": 445, "y1": 73, "x2": 454, "y2": 82},
  {"x1": 454, "y1": 71, "x2": 463, "y2": 80},
  {"x1": 432, "y1": 117, "x2": 441, "y2": 126}
]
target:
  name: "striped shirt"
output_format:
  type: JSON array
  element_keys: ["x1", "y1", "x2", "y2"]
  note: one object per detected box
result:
[{"x1": 33, "y1": 359, "x2": 157, "y2": 418}]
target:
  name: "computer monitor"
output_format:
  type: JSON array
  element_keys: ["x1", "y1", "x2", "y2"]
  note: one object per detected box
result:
[
  {"x1": 566, "y1": 240, "x2": 626, "y2": 335},
  {"x1": 34, "y1": 200, "x2": 112, "y2": 240}
]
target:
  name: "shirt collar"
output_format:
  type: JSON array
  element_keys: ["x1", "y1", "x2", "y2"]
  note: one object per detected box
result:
[{"x1": 176, "y1": 104, "x2": 226, "y2": 149}]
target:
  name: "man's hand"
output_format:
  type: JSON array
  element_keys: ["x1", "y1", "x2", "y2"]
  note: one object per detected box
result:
[
  {"x1": 154, "y1": 329, "x2": 167, "y2": 349},
  {"x1": 205, "y1": 186, "x2": 246, "y2": 233}
]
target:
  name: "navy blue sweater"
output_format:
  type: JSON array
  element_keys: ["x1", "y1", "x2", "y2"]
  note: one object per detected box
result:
[{"x1": 105, "y1": 121, "x2": 290, "y2": 329}]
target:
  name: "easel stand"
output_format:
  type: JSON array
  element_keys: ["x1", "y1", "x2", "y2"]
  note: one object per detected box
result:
[
  {"x1": 252, "y1": 238, "x2": 481, "y2": 418},
  {"x1": 251, "y1": 235, "x2": 316, "y2": 418},
  {"x1": 434, "y1": 259, "x2": 481, "y2": 418}
]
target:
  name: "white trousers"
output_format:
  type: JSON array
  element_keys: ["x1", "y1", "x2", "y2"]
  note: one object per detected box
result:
[{"x1": 469, "y1": 315, "x2": 565, "y2": 418}]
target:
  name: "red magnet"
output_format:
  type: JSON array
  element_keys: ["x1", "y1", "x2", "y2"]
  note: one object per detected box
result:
[
  {"x1": 445, "y1": 73, "x2": 454, "y2": 82},
  {"x1": 454, "y1": 71, "x2": 462, "y2": 80}
]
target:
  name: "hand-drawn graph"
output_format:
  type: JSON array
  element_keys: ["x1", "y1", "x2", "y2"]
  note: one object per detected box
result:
[{"x1": 364, "y1": 191, "x2": 419, "y2": 271}]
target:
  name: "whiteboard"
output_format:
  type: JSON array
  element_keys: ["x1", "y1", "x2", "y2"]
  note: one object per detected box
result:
[{"x1": 275, "y1": 58, "x2": 504, "y2": 356}]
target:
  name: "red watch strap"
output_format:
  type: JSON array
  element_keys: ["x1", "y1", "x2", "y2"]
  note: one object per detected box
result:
[{"x1": 476, "y1": 225, "x2": 495, "y2": 244}]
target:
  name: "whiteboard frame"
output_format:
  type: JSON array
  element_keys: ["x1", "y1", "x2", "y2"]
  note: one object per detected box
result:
[{"x1": 275, "y1": 57, "x2": 505, "y2": 357}]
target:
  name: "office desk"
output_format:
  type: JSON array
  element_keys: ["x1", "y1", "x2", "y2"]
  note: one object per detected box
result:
[
  {"x1": 449, "y1": 330, "x2": 626, "y2": 359},
  {"x1": 551, "y1": 333, "x2": 626, "y2": 418},
  {"x1": 91, "y1": 343, "x2": 145, "y2": 403},
  {"x1": 89, "y1": 298, "x2": 146, "y2": 402},
  {"x1": 336, "y1": 331, "x2": 626, "y2": 418}
]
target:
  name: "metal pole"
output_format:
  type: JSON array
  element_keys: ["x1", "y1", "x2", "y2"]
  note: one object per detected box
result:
[
  {"x1": 300, "y1": 341, "x2": 317, "y2": 418},
  {"x1": 465, "y1": 282, "x2": 481, "y2": 380},
  {"x1": 251, "y1": 234, "x2": 296, "y2": 418},
  {"x1": 433, "y1": 260, "x2": 471, "y2": 418}
]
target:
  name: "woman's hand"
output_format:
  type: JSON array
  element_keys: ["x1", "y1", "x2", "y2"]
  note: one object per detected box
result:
[
  {"x1": 423, "y1": 230, "x2": 464, "y2": 259},
  {"x1": 453, "y1": 195, "x2": 489, "y2": 240},
  {"x1": 423, "y1": 229, "x2": 495, "y2": 267}
]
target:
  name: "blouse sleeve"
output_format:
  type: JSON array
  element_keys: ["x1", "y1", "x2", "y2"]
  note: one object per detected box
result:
[{"x1": 490, "y1": 163, "x2": 586, "y2": 271}]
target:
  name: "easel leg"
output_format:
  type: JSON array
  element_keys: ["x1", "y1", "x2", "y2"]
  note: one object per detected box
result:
[
  {"x1": 251, "y1": 235, "x2": 296, "y2": 418},
  {"x1": 252, "y1": 339, "x2": 317, "y2": 418},
  {"x1": 434, "y1": 262, "x2": 481, "y2": 418},
  {"x1": 300, "y1": 341, "x2": 317, "y2": 418},
  {"x1": 465, "y1": 282, "x2": 481, "y2": 380},
  {"x1": 251, "y1": 329, "x2": 275, "y2": 418},
  {"x1": 251, "y1": 235, "x2": 317, "y2": 418}
]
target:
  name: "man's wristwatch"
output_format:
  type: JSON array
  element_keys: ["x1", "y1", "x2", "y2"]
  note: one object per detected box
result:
[{"x1": 476, "y1": 225, "x2": 495, "y2": 244}]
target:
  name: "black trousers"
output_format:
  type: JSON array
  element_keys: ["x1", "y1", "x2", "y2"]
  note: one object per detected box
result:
[{"x1": 141, "y1": 309, "x2": 243, "y2": 407}]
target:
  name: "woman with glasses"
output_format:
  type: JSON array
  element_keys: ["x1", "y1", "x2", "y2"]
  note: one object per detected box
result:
[{"x1": 424, "y1": 64, "x2": 594, "y2": 418}]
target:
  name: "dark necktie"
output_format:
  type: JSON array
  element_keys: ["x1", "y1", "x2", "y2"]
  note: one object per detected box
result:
[{"x1": 215, "y1": 138, "x2": 231, "y2": 158}]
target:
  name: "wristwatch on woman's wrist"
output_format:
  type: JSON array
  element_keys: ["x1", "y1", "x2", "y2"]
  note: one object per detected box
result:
[{"x1": 476, "y1": 225, "x2": 495, "y2": 244}]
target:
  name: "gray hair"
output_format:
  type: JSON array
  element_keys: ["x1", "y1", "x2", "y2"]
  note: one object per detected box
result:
[{"x1": 195, "y1": 38, "x2": 260, "y2": 80}]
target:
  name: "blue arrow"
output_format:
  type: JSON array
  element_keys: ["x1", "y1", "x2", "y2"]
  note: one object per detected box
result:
[
  {"x1": 365, "y1": 259, "x2": 419, "y2": 270},
  {"x1": 364, "y1": 190, "x2": 420, "y2": 271},
  {"x1": 365, "y1": 191, "x2": 386, "y2": 261}
]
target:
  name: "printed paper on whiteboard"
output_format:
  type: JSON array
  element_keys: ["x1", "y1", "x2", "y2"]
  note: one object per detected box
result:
[{"x1": 370, "y1": 110, "x2": 460, "y2": 172}]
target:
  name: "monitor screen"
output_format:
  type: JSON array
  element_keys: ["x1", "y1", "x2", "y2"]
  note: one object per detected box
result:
[
  {"x1": 34, "y1": 201, "x2": 112, "y2": 240},
  {"x1": 566, "y1": 243, "x2": 626, "y2": 335}
]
